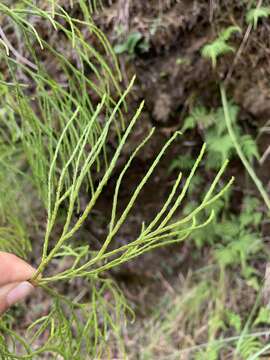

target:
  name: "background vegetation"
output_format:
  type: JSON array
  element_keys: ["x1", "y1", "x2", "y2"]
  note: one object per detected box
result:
[{"x1": 0, "y1": 0, "x2": 270, "y2": 359}]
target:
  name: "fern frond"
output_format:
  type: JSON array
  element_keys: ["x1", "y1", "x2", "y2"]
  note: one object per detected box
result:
[
  {"x1": 246, "y1": 7, "x2": 270, "y2": 29},
  {"x1": 219, "y1": 26, "x2": 242, "y2": 41},
  {"x1": 226, "y1": 310, "x2": 242, "y2": 332},
  {"x1": 240, "y1": 134, "x2": 259, "y2": 161},
  {"x1": 202, "y1": 42, "x2": 235, "y2": 68},
  {"x1": 237, "y1": 337, "x2": 262, "y2": 359},
  {"x1": 206, "y1": 132, "x2": 234, "y2": 163},
  {"x1": 201, "y1": 26, "x2": 241, "y2": 68},
  {"x1": 182, "y1": 106, "x2": 215, "y2": 132}
]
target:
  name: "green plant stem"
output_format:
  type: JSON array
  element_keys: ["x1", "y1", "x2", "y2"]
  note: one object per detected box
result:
[{"x1": 221, "y1": 85, "x2": 270, "y2": 212}]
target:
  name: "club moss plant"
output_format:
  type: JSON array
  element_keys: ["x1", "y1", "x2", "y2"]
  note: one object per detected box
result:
[{"x1": 0, "y1": 1, "x2": 234, "y2": 358}]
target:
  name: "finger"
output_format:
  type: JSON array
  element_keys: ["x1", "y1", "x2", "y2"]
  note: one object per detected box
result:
[
  {"x1": 0, "y1": 281, "x2": 34, "y2": 315},
  {"x1": 0, "y1": 252, "x2": 36, "y2": 286},
  {"x1": 0, "y1": 283, "x2": 18, "y2": 314}
]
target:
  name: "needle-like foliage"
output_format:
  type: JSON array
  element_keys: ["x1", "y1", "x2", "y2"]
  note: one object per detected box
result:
[{"x1": 0, "y1": 2, "x2": 233, "y2": 358}]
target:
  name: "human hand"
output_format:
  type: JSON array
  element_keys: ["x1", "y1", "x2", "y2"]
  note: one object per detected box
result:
[{"x1": 0, "y1": 252, "x2": 35, "y2": 315}]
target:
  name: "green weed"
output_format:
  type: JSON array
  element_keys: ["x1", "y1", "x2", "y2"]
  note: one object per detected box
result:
[
  {"x1": 201, "y1": 26, "x2": 241, "y2": 68},
  {"x1": 114, "y1": 31, "x2": 149, "y2": 56},
  {"x1": 0, "y1": 2, "x2": 232, "y2": 358},
  {"x1": 246, "y1": 6, "x2": 270, "y2": 29},
  {"x1": 181, "y1": 102, "x2": 259, "y2": 170}
]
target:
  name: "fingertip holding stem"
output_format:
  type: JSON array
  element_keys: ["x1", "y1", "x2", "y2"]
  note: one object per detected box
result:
[{"x1": 29, "y1": 273, "x2": 43, "y2": 287}]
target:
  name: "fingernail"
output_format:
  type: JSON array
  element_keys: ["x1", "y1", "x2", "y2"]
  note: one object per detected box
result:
[{"x1": 6, "y1": 282, "x2": 34, "y2": 306}]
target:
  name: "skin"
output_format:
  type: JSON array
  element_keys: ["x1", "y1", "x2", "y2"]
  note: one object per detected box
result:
[{"x1": 0, "y1": 252, "x2": 35, "y2": 315}]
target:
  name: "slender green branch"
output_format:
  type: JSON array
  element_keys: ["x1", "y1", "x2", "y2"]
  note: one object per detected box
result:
[{"x1": 221, "y1": 85, "x2": 270, "y2": 211}]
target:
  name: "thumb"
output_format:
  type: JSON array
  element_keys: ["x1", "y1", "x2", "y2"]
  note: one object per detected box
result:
[{"x1": 0, "y1": 281, "x2": 34, "y2": 315}]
